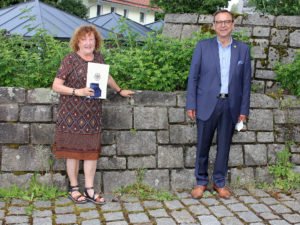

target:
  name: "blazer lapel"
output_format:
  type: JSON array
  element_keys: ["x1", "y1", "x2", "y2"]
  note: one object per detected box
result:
[
  {"x1": 212, "y1": 37, "x2": 221, "y2": 77},
  {"x1": 229, "y1": 39, "x2": 238, "y2": 83}
]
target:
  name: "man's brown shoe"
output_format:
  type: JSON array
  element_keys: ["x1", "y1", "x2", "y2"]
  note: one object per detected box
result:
[
  {"x1": 213, "y1": 185, "x2": 232, "y2": 199},
  {"x1": 191, "y1": 185, "x2": 207, "y2": 199}
]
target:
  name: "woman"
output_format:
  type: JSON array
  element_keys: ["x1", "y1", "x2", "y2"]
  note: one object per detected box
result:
[{"x1": 52, "y1": 25, "x2": 134, "y2": 204}]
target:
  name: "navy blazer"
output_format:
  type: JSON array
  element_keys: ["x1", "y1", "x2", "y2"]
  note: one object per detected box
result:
[{"x1": 186, "y1": 37, "x2": 251, "y2": 123}]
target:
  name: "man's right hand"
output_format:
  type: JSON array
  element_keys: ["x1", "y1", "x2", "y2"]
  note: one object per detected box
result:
[{"x1": 187, "y1": 109, "x2": 196, "y2": 121}]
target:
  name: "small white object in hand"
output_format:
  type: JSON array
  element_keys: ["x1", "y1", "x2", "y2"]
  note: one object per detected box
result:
[{"x1": 235, "y1": 120, "x2": 244, "y2": 131}]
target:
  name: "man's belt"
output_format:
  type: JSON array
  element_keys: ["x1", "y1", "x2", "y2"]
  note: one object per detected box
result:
[{"x1": 218, "y1": 93, "x2": 229, "y2": 99}]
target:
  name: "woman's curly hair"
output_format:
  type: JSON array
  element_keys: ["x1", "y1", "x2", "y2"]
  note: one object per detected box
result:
[{"x1": 70, "y1": 25, "x2": 102, "y2": 52}]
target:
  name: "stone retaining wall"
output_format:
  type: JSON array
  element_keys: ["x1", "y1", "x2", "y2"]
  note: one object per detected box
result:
[
  {"x1": 0, "y1": 87, "x2": 300, "y2": 192},
  {"x1": 163, "y1": 13, "x2": 300, "y2": 94}
]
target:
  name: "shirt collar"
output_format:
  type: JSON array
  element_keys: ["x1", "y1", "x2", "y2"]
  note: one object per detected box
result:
[{"x1": 217, "y1": 37, "x2": 233, "y2": 48}]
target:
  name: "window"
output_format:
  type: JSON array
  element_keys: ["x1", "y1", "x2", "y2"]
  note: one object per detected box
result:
[
  {"x1": 139, "y1": 12, "x2": 145, "y2": 23},
  {"x1": 124, "y1": 9, "x2": 128, "y2": 18},
  {"x1": 111, "y1": 7, "x2": 115, "y2": 13},
  {"x1": 97, "y1": 5, "x2": 102, "y2": 16}
]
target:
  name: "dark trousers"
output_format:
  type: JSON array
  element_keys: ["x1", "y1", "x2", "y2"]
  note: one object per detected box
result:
[{"x1": 195, "y1": 98, "x2": 235, "y2": 188}]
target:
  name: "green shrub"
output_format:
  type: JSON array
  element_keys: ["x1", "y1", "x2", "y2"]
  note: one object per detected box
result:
[
  {"x1": 0, "y1": 28, "x2": 211, "y2": 91},
  {"x1": 0, "y1": 27, "x2": 250, "y2": 91},
  {"x1": 150, "y1": 0, "x2": 228, "y2": 14},
  {"x1": 274, "y1": 51, "x2": 300, "y2": 97},
  {"x1": 0, "y1": 29, "x2": 69, "y2": 88},
  {"x1": 249, "y1": 0, "x2": 300, "y2": 15},
  {"x1": 102, "y1": 32, "x2": 213, "y2": 91},
  {"x1": 269, "y1": 145, "x2": 300, "y2": 191},
  {"x1": 102, "y1": 29, "x2": 251, "y2": 91}
]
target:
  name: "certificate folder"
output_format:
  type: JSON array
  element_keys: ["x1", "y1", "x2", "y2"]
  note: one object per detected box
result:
[{"x1": 86, "y1": 62, "x2": 109, "y2": 99}]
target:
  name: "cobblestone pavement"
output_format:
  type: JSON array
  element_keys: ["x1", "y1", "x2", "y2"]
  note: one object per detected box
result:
[{"x1": 0, "y1": 188, "x2": 300, "y2": 225}]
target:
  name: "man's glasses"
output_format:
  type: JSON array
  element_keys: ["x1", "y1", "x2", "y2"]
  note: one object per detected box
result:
[{"x1": 214, "y1": 20, "x2": 233, "y2": 26}]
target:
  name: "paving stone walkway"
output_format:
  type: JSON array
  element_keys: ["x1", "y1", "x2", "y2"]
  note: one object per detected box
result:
[{"x1": 0, "y1": 188, "x2": 300, "y2": 225}]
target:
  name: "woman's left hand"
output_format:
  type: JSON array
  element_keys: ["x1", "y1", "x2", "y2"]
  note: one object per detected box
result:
[{"x1": 119, "y1": 90, "x2": 135, "y2": 97}]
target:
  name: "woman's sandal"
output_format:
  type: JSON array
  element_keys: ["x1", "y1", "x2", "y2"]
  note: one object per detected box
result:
[
  {"x1": 84, "y1": 187, "x2": 106, "y2": 205},
  {"x1": 68, "y1": 185, "x2": 87, "y2": 204}
]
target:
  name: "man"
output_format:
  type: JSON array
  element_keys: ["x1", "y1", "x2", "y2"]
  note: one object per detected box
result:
[{"x1": 186, "y1": 9, "x2": 251, "y2": 199}]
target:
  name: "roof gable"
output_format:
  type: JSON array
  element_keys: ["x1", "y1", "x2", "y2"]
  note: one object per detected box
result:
[
  {"x1": 145, "y1": 20, "x2": 164, "y2": 31},
  {"x1": 0, "y1": 0, "x2": 111, "y2": 39},
  {"x1": 89, "y1": 12, "x2": 152, "y2": 37}
]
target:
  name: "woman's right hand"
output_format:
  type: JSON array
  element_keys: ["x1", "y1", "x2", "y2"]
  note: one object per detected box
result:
[
  {"x1": 76, "y1": 87, "x2": 94, "y2": 97},
  {"x1": 52, "y1": 78, "x2": 94, "y2": 97}
]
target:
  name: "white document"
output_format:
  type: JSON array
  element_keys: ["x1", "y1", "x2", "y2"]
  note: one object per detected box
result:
[
  {"x1": 86, "y1": 62, "x2": 109, "y2": 99},
  {"x1": 235, "y1": 120, "x2": 244, "y2": 131}
]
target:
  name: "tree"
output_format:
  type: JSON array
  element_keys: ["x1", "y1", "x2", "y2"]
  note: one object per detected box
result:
[
  {"x1": 150, "y1": 0, "x2": 228, "y2": 14},
  {"x1": 0, "y1": 0, "x2": 23, "y2": 8},
  {"x1": 0, "y1": 0, "x2": 88, "y2": 18},
  {"x1": 56, "y1": 0, "x2": 88, "y2": 19}
]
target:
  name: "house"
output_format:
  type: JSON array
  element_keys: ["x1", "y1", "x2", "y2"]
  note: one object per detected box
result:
[
  {"x1": 82, "y1": 0, "x2": 160, "y2": 25},
  {"x1": 227, "y1": 0, "x2": 255, "y2": 13},
  {"x1": 227, "y1": 0, "x2": 244, "y2": 13},
  {"x1": 0, "y1": 0, "x2": 111, "y2": 39}
]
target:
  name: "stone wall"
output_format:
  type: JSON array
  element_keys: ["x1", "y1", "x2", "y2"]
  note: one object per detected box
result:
[
  {"x1": 0, "y1": 87, "x2": 300, "y2": 192},
  {"x1": 162, "y1": 13, "x2": 300, "y2": 94}
]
